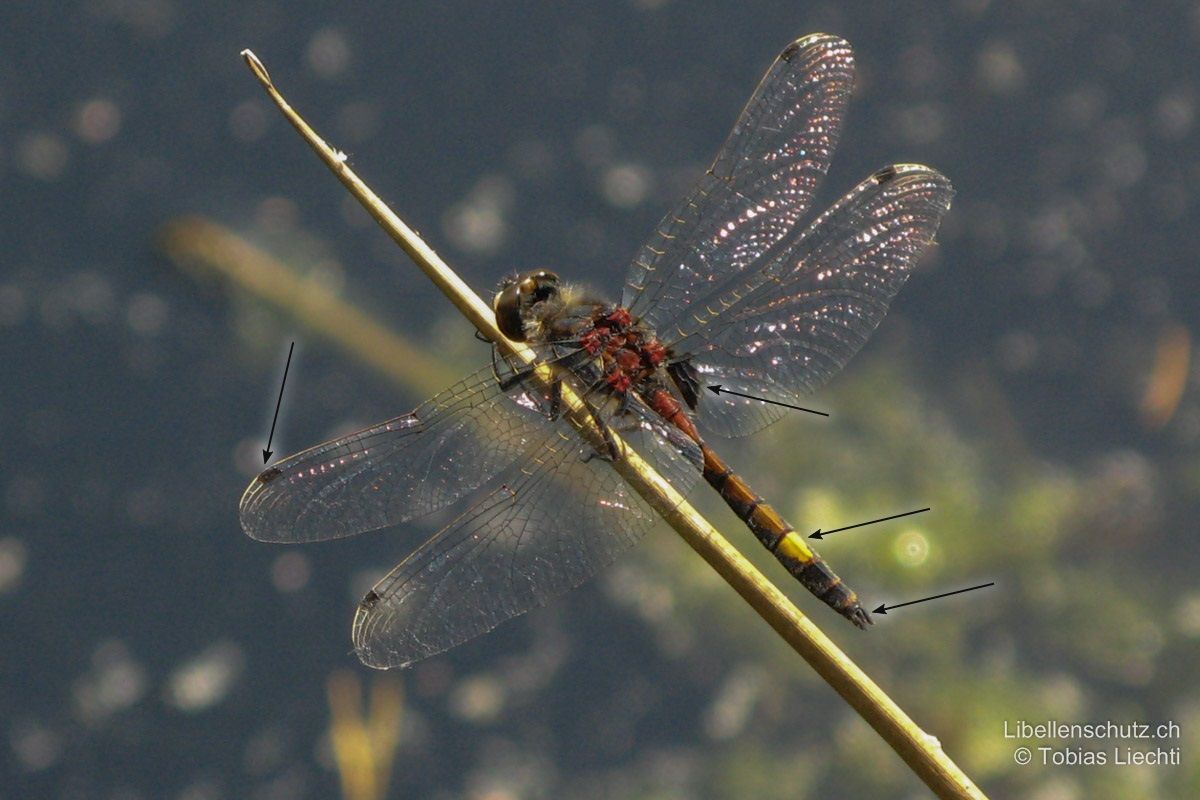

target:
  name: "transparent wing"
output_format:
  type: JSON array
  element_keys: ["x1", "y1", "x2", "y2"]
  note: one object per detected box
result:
[
  {"x1": 622, "y1": 34, "x2": 855, "y2": 327},
  {"x1": 352, "y1": 401, "x2": 702, "y2": 669},
  {"x1": 675, "y1": 165, "x2": 954, "y2": 437},
  {"x1": 239, "y1": 365, "x2": 548, "y2": 543}
]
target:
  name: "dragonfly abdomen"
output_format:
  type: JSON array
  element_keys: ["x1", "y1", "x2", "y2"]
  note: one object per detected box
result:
[
  {"x1": 701, "y1": 445, "x2": 873, "y2": 629},
  {"x1": 645, "y1": 386, "x2": 872, "y2": 629}
]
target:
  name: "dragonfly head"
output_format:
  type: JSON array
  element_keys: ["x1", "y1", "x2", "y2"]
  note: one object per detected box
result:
[{"x1": 493, "y1": 269, "x2": 560, "y2": 342}]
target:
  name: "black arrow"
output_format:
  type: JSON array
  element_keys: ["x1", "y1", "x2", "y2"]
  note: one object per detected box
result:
[
  {"x1": 706, "y1": 385, "x2": 829, "y2": 417},
  {"x1": 810, "y1": 507, "x2": 930, "y2": 540},
  {"x1": 873, "y1": 582, "x2": 995, "y2": 615},
  {"x1": 262, "y1": 341, "x2": 294, "y2": 463}
]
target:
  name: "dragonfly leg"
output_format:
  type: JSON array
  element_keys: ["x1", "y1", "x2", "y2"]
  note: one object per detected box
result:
[
  {"x1": 581, "y1": 432, "x2": 620, "y2": 462},
  {"x1": 616, "y1": 390, "x2": 634, "y2": 416},
  {"x1": 609, "y1": 395, "x2": 648, "y2": 436},
  {"x1": 577, "y1": 401, "x2": 621, "y2": 463},
  {"x1": 497, "y1": 347, "x2": 593, "y2": 393},
  {"x1": 497, "y1": 368, "x2": 531, "y2": 392}
]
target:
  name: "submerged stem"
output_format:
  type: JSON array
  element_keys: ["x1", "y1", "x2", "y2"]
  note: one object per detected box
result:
[{"x1": 240, "y1": 48, "x2": 988, "y2": 800}]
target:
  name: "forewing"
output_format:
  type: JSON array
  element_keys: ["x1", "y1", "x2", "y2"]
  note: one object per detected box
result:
[
  {"x1": 678, "y1": 165, "x2": 954, "y2": 437},
  {"x1": 623, "y1": 34, "x2": 855, "y2": 328},
  {"x1": 352, "y1": 403, "x2": 702, "y2": 669},
  {"x1": 239, "y1": 366, "x2": 547, "y2": 543}
]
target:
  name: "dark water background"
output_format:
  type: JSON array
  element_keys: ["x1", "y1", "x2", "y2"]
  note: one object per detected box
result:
[{"x1": 3, "y1": 2, "x2": 1199, "y2": 798}]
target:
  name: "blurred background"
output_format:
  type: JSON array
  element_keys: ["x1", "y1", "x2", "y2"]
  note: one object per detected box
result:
[{"x1": 2, "y1": 1, "x2": 1198, "y2": 798}]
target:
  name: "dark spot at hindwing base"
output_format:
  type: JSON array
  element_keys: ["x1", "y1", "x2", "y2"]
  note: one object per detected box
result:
[
  {"x1": 667, "y1": 360, "x2": 702, "y2": 410},
  {"x1": 780, "y1": 41, "x2": 801, "y2": 62}
]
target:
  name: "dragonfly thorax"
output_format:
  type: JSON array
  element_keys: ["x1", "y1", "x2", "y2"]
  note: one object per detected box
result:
[
  {"x1": 493, "y1": 269, "x2": 670, "y2": 396},
  {"x1": 575, "y1": 305, "x2": 668, "y2": 394}
]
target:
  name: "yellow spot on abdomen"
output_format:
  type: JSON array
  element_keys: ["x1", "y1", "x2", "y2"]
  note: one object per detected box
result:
[{"x1": 775, "y1": 531, "x2": 814, "y2": 563}]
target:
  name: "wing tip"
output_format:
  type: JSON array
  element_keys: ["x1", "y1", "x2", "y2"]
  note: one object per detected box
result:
[
  {"x1": 780, "y1": 33, "x2": 853, "y2": 65},
  {"x1": 352, "y1": 594, "x2": 422, "y2": 670},
  {"x1": 256, "y1": 465, "x2": 285, "y2": 484},
  {"x1": 237, "y1": 467, "x2": 286, "y2": 541},
  {"x1": 871, "y1": 163, "x2": 949, "y2": 182},
  {"x1": 870, "y1": 163, "x2": 955, "y2": 209}
]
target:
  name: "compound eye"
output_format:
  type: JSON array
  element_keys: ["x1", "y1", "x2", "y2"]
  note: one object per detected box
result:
[{"x1": 493, "y1": 282, "x2": 525, "y2": 342}]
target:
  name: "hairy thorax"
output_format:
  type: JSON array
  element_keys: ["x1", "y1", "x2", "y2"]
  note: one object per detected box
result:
[{"x1": 494, "y1": 271, "x2": 673, "y2": 400}]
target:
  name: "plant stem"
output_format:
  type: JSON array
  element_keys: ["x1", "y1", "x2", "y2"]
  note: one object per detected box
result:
[{"x1": 159, "y1": 216, "x2": 457, "y2": 397}]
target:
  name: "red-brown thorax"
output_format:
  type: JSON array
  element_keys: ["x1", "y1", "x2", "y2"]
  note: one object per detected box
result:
[{"x1": 577, "y1": 306, "x2": 668, "y2": 395}]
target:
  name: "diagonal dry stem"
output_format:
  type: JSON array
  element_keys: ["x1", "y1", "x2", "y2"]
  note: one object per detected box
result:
[
  {"x1": 159, "y1": 216, "x2": 459, "y2": 398},
  {"x1": 239, "y1": 48, "x2": 988, "y2": 800}
]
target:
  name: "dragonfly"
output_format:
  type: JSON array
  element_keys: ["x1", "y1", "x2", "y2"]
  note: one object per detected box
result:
[{"x1": 239, "y1": 34, "x2": 953, "y2": 669}]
